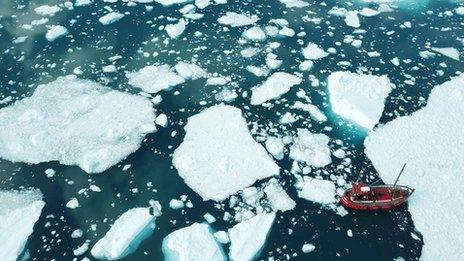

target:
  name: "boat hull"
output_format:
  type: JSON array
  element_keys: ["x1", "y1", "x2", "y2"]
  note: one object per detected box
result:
[{"x1": 340, "y1": 185, "x2": 414, "y2": 211}]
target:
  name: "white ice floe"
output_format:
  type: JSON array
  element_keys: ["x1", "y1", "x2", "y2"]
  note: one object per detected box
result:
[
  {"x1": 0, "y1": 189, "x2": 45, "y2": 261},
  {"x1": 359, "y1": 7, "x2": 380, "y2": 17},
  {"x1": 45, "y1": 25, "x2": 68, "y2": 41},
  {"x1": 173, "y1": 104, "x2": 279, "y2": 201},
  {"x1": 302, "y1": 243, "x2": 315, "y2": 253},
  {"x1": 66, "y1": 198, "x2": 79, "y2": 209},
  {"x1": 206, "y1": 76, "x2": 230, "y2": 86},
  {"x1": 229, "y1": 212, "x2": 276, "y2": 261},
  {"x1": 127, "y1": 65, "x2": 185, "y2": 94},
  {"x1": 163, "y1": 223, "x2": 225, "y2": 261},
  {"x1": 302, "y1": 43, "x2": 329, "y2": 60},
  {"x1": 195, "y1": 0, "x2": 211, "y2": 9},
  {"x1": 289, "y1": 129, "x2": 332, "y2": 168},
  {"x1": 243, "y1": 26, "x2": 266, "y2": 41},
  {"x1": 174, "y1": 62, "x2": 207, "y2": 80},
  {"x1": 264, "y1": 179, "x2": 295, "y2": 212},
  {"x1": 34, "y1": 5, "x2": 61, "y2": 16},
  {"x1": 296, "y1": 176, "x2": 336, "y2": 205},
  {"x1": 155, "y1": 0, "x2": 191, "y2": 6},
  {"x1": 99, "y1": 12, "x2": 124, "y2": 25},
  {"x1": 265, "y1": 137, "x2": 284, "y2": 160},
  {"x1": 278, "y1": 0, "x2": 309, "y2": 8},
  {"x1": 165, "y1": 19, "x2": 187, "y2": 39},
  {"x1": 217, "y1": 12, "x2": 258, "y2": 27},
  {"x1": 75, "y1": 0, "x2": 93, "y2": 6},
  {"x1": 91, "y1": 208, "x2": 156, "y2": 260},
  {"x1": 328, "y1": 71, "x2": 393, "y2": 129},
  {"x1": 345, "y1": 11, "x2": 360, "y2": 28},
  {"x1": 250, "y1": 72, "x2": 302, "y2": 105},
  {"x1": 0, "y1": 75, "x2": 156, "y2": 173},
  {"x1": 364, "y1": 74, "x2": 464, "y2": 261},
  {"x1": 291, "y1": 101, "x2": 327, "y2": 122},
  {"x1": 430, "y1": 47, "x2": 460, "y2": 61}
]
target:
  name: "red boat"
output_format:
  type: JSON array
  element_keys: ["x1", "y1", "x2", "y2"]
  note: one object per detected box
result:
[{"x1": 340, "y1": 164, "x2": 415, "y2": 211}]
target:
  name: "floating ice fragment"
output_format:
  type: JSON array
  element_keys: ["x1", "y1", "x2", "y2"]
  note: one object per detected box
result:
[
  {"x1": 99, "y1": 12, "x2": 125, "y2": 25},
  {"x1": 289, "y1": 129, "x2": 331, "y2": 168},
  {"x1": 127, "y1": 65, "x2": 185, "y2": 94},
  {"x1": 173, "y1": 105, "x2": 279, "y2": 201},
  {"x1": 91, "y1": 208, "x2": 156, "y2": 260},
  {"x1": 163, "y1": 223, "x2": 226, "y2": 261},
  {"x1": 34, "y1": 5, "x2": 61, "y2": 16},
  {"x1": 430, "y1": 47, "x2": 460, "y2": 61},
  {"x1": 345, "y1": 11, "x2": 360, "y2": 28},
  {"x1": 45, "y1": 25, "x2": 68, "y2": 41},
  {"x1": 250, "y1": 72, "x2": 302, "y2": 105},
  {"x1": 217, "y1": 12, "x2": 258, "y2": 27},
  {"x1": 328, "y1": 71, "x2": 393, "y2": 129},
  {"x1": 296, "y1": 176, "x2": 336, "y2": 205},
  {"x1": 165, "y1": 19, "x2": 187, "y2": 39},
  {"x1": 302, "y1": 43, "x2": 329, "y2": 60}
]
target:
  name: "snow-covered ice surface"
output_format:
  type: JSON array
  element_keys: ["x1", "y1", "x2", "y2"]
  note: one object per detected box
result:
[
  {"x1": 0, "y1": 75, "x2": 156, "y2": 173},
  {"x1": 228, "y1": 212, "x2": 276, "y2": 261},
  {"x1": 365, "y1": 74, "x2": 464, "y2": 261},
  {"x1": 91, "y1": 208, "x2": 156, "y2": 260},
  {"x1": 250, "y1": 72, "x2": 302, "y2": 105},
  {"x1": 0, "y1": 189, "x2": 45, "y2": 261},
  {"x1": 126, "y1": 65, "x2": 185, "y2": 93},
  {"x1": 173, "y1": 104, "x2": 279, "y2": 201},
  {"x1": 328, "y1": 71, "x2": 393, "y2": 129},
  {"x1": 162, "y1": 223, "x2": 226, "y2": 261},
  {"x1": 296, "y1": 176, "x2": 336, "y2": 205}
]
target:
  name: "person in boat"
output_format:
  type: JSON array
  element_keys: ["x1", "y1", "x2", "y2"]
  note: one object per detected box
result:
[{"x1": 352, "y1": 183, "x2": 374, "y2": 201}]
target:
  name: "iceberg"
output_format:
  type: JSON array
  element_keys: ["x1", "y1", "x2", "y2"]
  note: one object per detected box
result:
[
  {"x1": 162, "y1": 223, "x2": 225, "y2": 261},
  {"x1": 364, "y1": 74, "x2": 464, "y2": 260},
  {"x1": 250, "y1": 72, "x2": 302, "y2": 105},
  {"x1": 328, "y1": 71, "x2": 393, "y2": 129},
  {"x1": 0, "y1": 189, "x2": 45, "y2": 261},
  {"x1": 173, "y1": 104, "x2": 279, "y2": 201},
  {"x1": 228, "y1": 212, "x2": 276, "y2": 261},
  {"x1": 0, "y1": 75, "x2": 156, "y2": 173},
  {"x1": 91, "y1": 208, "x2": 156, "y2": 260}
]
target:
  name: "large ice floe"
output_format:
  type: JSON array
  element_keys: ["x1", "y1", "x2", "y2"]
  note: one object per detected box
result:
[
  {"x1": 162, "y1": 223, "x2": 226, "y2": 261},
  {"x1": 364, "y1": 74, "x2": 464, "y2": 260},
  {"x1": 250, "y1": 72, "x2": 302, "y2": 105},
  {"x1": 173, "y1": 104, "x2": 279, "y2": 201},
  {"x1": 328, "y1": 71, "x2": 393, "y2": 129},
  {"x1": 91, "y1": 207, "x2": 156, "y2": 260},
  {"x1": 0, "y1": 75, "x2": 156, "y2": 173},
  {"x1": 0, "y1": 189, "x2": 45, "y2": 261},
  {"x1": 228, "y1": 212, "x2": 276, "y2": 261}
]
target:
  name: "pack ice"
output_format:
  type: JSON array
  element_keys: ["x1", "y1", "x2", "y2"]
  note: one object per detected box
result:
[
  {"x1": 229, "y1": 212, "x2": 276, "y2": 261},
  {"x1": 0, "y1": 75, "x2": 156, "y2": 173},
  {"x1": 364, "y1": 74, "x2": 464, "y2": 260},
  {"x1": 162, "y1": 223, "x2": 226, "y2": 261},
  {"x1": 328, "y1": 71, "x2": 393, "y2": 129},
  {"x1": 91, "y1": 208, "x2": 156, "y2": 260},
  {"x1": 0, "y1": 189, "x2": 45, "y2": 261},
  {"x1": 173, "y1": 104, "x2": 279, "y2": 201}
]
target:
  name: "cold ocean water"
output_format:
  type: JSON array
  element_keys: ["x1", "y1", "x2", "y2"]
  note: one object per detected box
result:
[{"x1": 0, "y1": 0, "x2": 463, "y2": 260}]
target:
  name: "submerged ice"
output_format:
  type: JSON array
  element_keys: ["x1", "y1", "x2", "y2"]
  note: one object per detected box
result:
[{"x1": 0, "y1": 75, "x2": 156, "y2": 173}]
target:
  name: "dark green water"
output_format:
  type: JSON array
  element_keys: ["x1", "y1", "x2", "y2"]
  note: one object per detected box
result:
[{"x1": 0, "y1": 0, "x2": 463, "y2": 260}]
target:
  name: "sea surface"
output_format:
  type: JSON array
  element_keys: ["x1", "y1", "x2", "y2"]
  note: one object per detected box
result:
[{"x1": 0, "y1": 0, "x2": 463, "y2": 260}]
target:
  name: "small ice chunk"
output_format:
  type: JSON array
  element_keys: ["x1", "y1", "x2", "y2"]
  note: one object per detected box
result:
[
  {"x1": 75, "y1": 0, "x2": 93, "y2": 6},
  {"x1": 155, "y1": 114, "x2": 168, "y2": 127},
  {"x1": 217, "y1": 12, "x2": 258, "y2": 27},
  {"x1": 165, "y1": 19, "x2": 187, "y2": 39},
  {"x1": 302, "y1": 243, "x2": 315, "y2": 253},
  {"x1": 34, "y1": 5, "x2": 61, "y2": 16},
  {"x1": 328, "y1": 71, "x2": 393, "y2": 129},
  {"x1": 228, "y1": 212, "x2": 276, "y2": 261},
  {"x1": 45, "y1": 25, "x2": 68, "y2": 41},
  {"x1": 155, "y1": 0, "x2": 191, "y2": 6},
  {"x1": 206, "y1": 77, "x2": 230, "y2": 86},
  {"x1": 265, "y1": 137, "x2": 284, "y2": 160},
  {"x1": 174, "y1": 62, "x2": 207, "y2": 80},
  {"x1": 163, "y1": 223, "x2": 226, "y2": 261},
  {"x1": 127, "y1": 65, "x2": 185, "y2": 94},
  {"x1": 264, "y1": 179, "x2": 296, "y2": 212},
  {"x1": 250, "y1": 72, "x2": 302, "y2": 105},
  {"x1": 359, "y1": 7, "x2": 380, "y2": 17},
  {"x1": 169, "y1": 199, "x2": 185, "y2": 209},
  {"x1": 430, "y1": 47, "x2": 460, "y2": 61},
  {"x1": 302, "y1": 43, "x2": 329, "y2": 60},
  {"x1": 345, "y1": 11, "x2": 360, "y2": 28},
  {"x1": 214, "y1": 231, "x2": 230, "y2": 244},
  {"x1": 66, "y1": 198, "x2": 79, "y2": 209},
  {"x1": 278, "y1": 0, "x2": 309, "y2": 8},
  {"x1": 102, "y1": 65, "x2": 117, "y2": 73},
  {"x1": 172, "y1": 105, "x2": 279, "y2": 201},
  {"x1": 289, "y1": 129, "x2": 332, "y2": 168},
  {"x1": 243, "y1": 26, "x2": 266, "y2": 41},
  {"x1": 98, "y1": 12, "x2": 125, "y2": 25},
  {"x1": 91, "y1": 208, "x2": 156, "y2": 260},
  {"x1": 297, "y1": 176, "x2": 336, "y2": 205},
  {"x1": 0, "y1": 189, "x2": 45, "y2": 261},
  {"x1": 203, "y1": 213, "x2": 217, "y2": 223}
]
